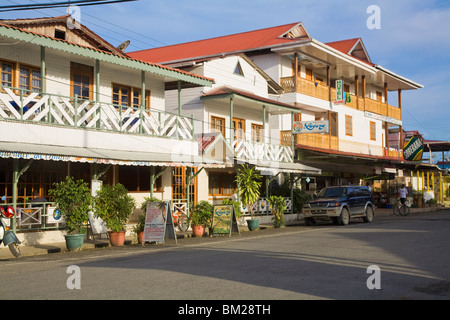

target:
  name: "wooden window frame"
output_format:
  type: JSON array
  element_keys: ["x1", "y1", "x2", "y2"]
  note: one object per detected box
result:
[
  {"x1": 112, "y1": 83, "x2": 150, "y2": 110},
  {"x1": 208, "y1": 172, "x2": 235, "y2": 197},
  {"x1": 19, "y1": 64, "x2": 42, "y2": 93},
  {"x1": 251, "y1": 123, "x2": 264, "y2": 143},
  {"x1": 1, "y1": 60, "x2": 14, "y2": 89},
  {"x1": 345, "y1": 115, "x2": 353, "y2": 137},
  {"x1": 211, "y1": 115, "x2": 226, "y2": 137},
  {"x1": 370, "y1": 121, "x2": 376, "y2": 141},
  {"x1": 70, "y1": 62, "x2": 93, "y2": 101},
  {"x1": 232, "y1": 117, "x2": 246, "y2": 140},
  {"x1": 1, "y1": 59, "x2": 43, "y2": 94}
]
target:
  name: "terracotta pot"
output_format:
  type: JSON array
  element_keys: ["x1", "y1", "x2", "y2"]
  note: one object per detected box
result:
[
  {"x1": 109, "y1": 231, "x2": 126, "y2": 247},
  {"x1": 138, "y1": 231, "x2": 144, "y2": 244},
  {"x1": 192, "y1": 225, "x2": 205, "y2": 237}
]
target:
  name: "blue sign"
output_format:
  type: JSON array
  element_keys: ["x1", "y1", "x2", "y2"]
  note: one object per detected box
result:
[{"x1": 293, "y1": 121, "x2": 329, "y2": 134}]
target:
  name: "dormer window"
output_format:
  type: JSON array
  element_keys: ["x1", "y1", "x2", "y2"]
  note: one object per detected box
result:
[{"x1": 54, "y1": 29, "x2": 66, "y2": 40}]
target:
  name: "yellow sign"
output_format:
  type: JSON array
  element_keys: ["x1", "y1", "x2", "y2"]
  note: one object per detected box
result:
[{"x1": 212, "y1": 205, "x2": 240, "y2": 236}]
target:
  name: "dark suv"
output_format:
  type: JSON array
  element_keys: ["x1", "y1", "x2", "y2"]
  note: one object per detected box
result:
[{"x1": 303, "y1": 186, "x2": 375, "y2": 226}]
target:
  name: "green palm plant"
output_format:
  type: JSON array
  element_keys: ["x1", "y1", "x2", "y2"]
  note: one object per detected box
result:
[{"x1": 235, "y1": 164, "x2": 262, "y2": 219}]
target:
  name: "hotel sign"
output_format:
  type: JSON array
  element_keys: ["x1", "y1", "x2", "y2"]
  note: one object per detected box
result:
[
  {"x1": 403, "y1": 135, "x2": 424, "y2": 161},
  {"x1": 293, "y1": 121, "x2": 329, "y2": 134},
  {"x1": 335, "y1": 80, "x2": 344, "y2": 104}
]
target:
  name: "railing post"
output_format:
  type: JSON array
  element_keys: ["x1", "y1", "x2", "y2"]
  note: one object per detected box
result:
[{"x1": 74, "y1": 94, "x2": 78, "y2": 126}]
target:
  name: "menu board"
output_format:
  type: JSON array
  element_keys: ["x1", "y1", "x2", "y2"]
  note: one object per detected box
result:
[
  {"x1": 143, "y1": 201, "x2": 176, "y2": 244},
  {"x1": 211, "y1": 204, "x2": 240, "y2": 236}
]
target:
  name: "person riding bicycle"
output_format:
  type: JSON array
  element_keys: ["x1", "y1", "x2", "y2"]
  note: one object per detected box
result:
[{"x1": 399, "y1": 184, "x2": 408, "y2": 205}]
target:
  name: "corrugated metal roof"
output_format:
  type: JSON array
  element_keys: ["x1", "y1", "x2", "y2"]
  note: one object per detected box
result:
[
  {"x1": 128, "y1": 22, "x2": 307, "y2": 64},
  {"x1": 0, "y1": 142, "x2": 224, "y2": 167}
]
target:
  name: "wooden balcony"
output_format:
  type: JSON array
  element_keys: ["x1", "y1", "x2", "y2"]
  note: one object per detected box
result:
[
  {"x1": 280, "y1": 76, "x2": 402, "y2": 121},
  {"x1": 295, "y1": 133, "x2": 339, "y2": 151},
  {"x1": 0, "y1": 86, "x2": 194, "y2": 140}
]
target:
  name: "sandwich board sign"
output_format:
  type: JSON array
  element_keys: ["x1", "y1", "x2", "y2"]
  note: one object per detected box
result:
[
  {"x1": 143, "y1": 201, "x2": 177, "y2": 245},
  {"x1": 211, "y1": 204, "x2": 240, "y2": 237}
]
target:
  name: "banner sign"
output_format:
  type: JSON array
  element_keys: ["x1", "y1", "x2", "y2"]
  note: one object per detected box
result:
[
  {"x1": 403, "y1": 135, "x2": 424, "y2": 161},
  {"x1": 293, "y1": 121, "x2": 329, "y2": 134},
  {"x1": 143, "y1": 201, "x2": 177, "y2": 244},
  {"x1": 335, "y1": 80, "x2": 344, "y2": 103},
  {"x1": 211, "y1": 205, "x2": 240, "y2": 236}
]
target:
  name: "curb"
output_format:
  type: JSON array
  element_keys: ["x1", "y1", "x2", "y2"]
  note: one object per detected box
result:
[{"x1": 1, "y1": 207, "x2": 447, "y2": 260}]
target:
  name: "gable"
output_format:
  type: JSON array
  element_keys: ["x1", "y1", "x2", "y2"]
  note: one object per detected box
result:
[
  {"x1": 326, "y1": 38, "x2": 372, "y2": 64},
  {"x1": 0, "y1": 16, "x2": 126, "y2": 57}
]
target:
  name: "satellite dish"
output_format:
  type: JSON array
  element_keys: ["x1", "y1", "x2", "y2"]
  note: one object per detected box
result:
[{"x1": 117, "y1": 40, "x2": 130, "y2": 52}]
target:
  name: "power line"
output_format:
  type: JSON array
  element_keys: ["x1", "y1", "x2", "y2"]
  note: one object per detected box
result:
[{"x1": 0, "y1": 0, "x2": 137, "y2": 12}]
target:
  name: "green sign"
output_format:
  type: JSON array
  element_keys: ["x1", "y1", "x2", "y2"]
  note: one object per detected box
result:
[
  {"x1": 336, "y1": 80, "x2": 344, "y2": 102},
  {"x1": 403, "y1": 135, "x2": 424, "y2": 161}
]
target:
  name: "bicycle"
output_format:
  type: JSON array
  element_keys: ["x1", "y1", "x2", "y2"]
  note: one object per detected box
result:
[
  {"x1": 172, "y1": 208, "x2": 189, "y2": 232},
  {"x1": 393, "y1": 199, "x2": 410, "y2": 216}
]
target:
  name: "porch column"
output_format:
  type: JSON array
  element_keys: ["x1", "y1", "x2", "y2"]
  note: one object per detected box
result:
[
  {"x1": 178, "y1": 81, "x2": 182, "y2": 116},
  {"x1": 96, "y1": 60, "x2": 101, "y2": 102},
  {"x1": 327, "y1": 66, "x2": 331, "y2": 102},
  {"x1": 355, "y1": 75, "x2": 359, "y2": 109},
  {"x1": 40, "y1": 46, "x2": 46, "y2": 94},
  {"x1": 262, "y1": 105, "x2": 266, "y2": 145},
  {"x1": 150, "y1": 166, "x2": 155, "y2": 198},
  {"x1": 229, "y1": 97, "x2": 234, "y2": 144},
  {"x1": 362, "y1": 75, "x2": 366, "y2": 111},
  {"x1": 294, "y1": 53, "x2": 299, "y2": 90},
  {"x1": 140, "y1": 71, "x2": 146, "y2": 134},
  {"x1": 95, "y1": 60, "x2": 101, "y2": 128},
  {"x1": 384, "y1": 82, "x2": 388, "y2": 105},
  {"x1": 398, "y1": 89, "x2": 403, "y2": 153}
]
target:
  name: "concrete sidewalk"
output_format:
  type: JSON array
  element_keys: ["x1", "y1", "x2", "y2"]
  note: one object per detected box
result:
[{"x1": 0, "y1": 206, "x2": 445, "y2": 260}]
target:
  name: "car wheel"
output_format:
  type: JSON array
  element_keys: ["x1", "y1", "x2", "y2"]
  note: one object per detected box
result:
[
  {"x1": 363, "y1": 206, "x2": 374, "y2": 223},
  {"x1": 339, "y1": 208, "x2": 350, "y2": 226}
]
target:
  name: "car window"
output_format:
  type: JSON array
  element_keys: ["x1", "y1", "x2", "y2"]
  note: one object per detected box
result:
[{"x1": 317, "y1": 187, "x2": 347, "y2": 198}]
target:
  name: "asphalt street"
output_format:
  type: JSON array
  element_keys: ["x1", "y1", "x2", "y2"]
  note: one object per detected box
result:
[{"x1": 1, "y1": 210, "x2": 450, "y2": 302}]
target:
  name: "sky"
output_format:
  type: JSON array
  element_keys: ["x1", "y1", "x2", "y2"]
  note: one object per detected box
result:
[{"x1": 2, "y1": 0, "x2": 450, "y2": 149}]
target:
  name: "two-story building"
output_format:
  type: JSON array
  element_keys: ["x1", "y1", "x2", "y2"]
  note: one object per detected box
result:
[
  {"x1": 0, "y1": 16, "x2": 218, "y2": 235},
  {"x1": 129, "y1": 21, "x2": 424, "y2": 203},
  {"x1": 130, "y1": 48, "x2": 321, "y2": 213}
]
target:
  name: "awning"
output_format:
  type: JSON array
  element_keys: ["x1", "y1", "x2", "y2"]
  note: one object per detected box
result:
[
  {"x1": 0, "y1": 142, "x2": 225, "y2": 168},
  {"x1": 255, "y1": 161, "x2": 322, "y2": 176}
]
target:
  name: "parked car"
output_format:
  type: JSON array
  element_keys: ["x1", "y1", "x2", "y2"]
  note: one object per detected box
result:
[{"x1": 303, "y1": 186, "x2": 375, "y2": 226}]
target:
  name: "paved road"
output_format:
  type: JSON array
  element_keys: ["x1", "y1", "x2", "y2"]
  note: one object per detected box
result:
[{"x1": 1, "y1": 211, "x2": 450, "y2": 301}]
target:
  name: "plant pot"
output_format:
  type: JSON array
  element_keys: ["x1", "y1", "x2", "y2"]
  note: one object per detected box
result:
[
  {"x1": 192, "y1": 225, "x2": 205, "y2": 237},
  {"x1": 137, "y1": 231, "x2": 144, "y2": 244},
  {"x1": 109, "y1": 231, "x2": 126, "y2": 247},
  {"x1": 247, "y1": 219, "x2": 260, "y2": 231},
  {"x1": 64, "y1": 234, "x2": 85, "y2": 252}
]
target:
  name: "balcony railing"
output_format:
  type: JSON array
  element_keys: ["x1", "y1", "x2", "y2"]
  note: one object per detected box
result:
[
  {"x1": 280, "y1": 76, "x2": 402, "y2": 121},
  {"x1": 232, "y1": 138, "x2": 294, "y2": 163},
  {"x1": 295, "y1": 133, "x2": 339, "y2": 151},
  {"x1": 0, "y1": 86, "x2": 194, "y2": 140}
]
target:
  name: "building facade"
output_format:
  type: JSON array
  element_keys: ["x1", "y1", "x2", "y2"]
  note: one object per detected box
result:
[{"x1": 0, "y1": 16, "x2": 216, "y2": 234}]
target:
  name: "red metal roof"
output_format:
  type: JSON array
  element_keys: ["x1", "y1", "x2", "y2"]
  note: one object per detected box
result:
[
  {"x1": 202, "y1": 86, "x2": 300, "y2": 110},
  {"x1": 128, "y1": 22, "x2": 307, "y2": 64}
]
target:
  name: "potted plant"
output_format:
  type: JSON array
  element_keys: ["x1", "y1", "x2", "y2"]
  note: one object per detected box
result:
[
  {"x1": 222, "y1": 198, "x2": 242, "y2": 220},
  {"x1": 189, "y1": 201, "x2": 213, "y2": 237},
  {"x1": 94, "y1": 184, "x2": 136, "y2": 246},
  {"x1": 49, "y1": 176, "x2": 91, "y2": 252},
  {"x1": 267, "y1": 195, "x2": 287, "y2": 228},
  {"x1": 235, "y1": 164, "x2": 262, "y2": 231},
  {"x1": 133, "y1": 213, "x2": 146, "y2": 244}
]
